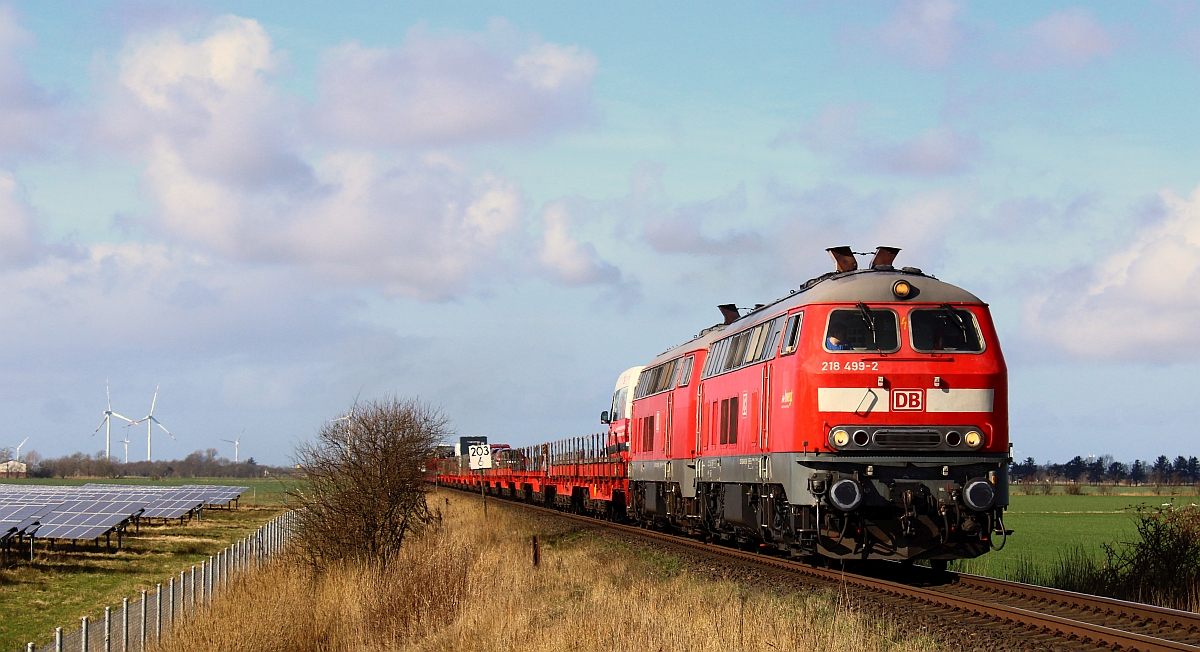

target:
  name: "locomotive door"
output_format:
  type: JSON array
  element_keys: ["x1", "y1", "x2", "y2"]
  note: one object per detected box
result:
[
  {"x1": 665, "y1": 392, "x2": 674, "y2": 457},
  {"x1": 760, "y1": 363, "x2": 772, "y2": 450}
]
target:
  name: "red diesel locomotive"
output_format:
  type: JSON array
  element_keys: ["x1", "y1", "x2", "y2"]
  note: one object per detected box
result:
[{"x1": 437, "y1": 246, "x2": 1010, "y2": 566}]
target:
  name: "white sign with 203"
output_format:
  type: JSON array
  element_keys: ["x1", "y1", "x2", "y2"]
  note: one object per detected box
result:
[{"x1": 468, "y1": 444, "x2": 493, "y2": 470}]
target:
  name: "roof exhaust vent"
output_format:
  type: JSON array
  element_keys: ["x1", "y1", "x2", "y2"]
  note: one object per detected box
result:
[
  {"x1": 870, "y1": 246, "x2": 901, "y2": 269},
  {"x1": 826, "y1": 246, "x2": 858, "y2": 273},
  {"x1": 718, "y1": 304, "x2": 740, "y2": 325}
]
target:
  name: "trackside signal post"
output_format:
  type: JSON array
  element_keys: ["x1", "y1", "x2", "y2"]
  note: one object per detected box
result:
[{"x1": 468, "y1": 442, "x2": 492, "y2": 517}]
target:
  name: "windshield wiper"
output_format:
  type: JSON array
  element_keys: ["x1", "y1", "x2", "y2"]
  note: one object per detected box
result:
[
  {"x1": 856, "y1": 302, "x2": 877, "y2": 348},
  {"x1": 941, "y1": 303, "x2": 968, "y2": 338}
]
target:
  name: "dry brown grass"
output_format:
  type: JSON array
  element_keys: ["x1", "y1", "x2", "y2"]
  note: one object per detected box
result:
[{"x1": 161, "y1": 493, "x2": 943, "y2": 652}]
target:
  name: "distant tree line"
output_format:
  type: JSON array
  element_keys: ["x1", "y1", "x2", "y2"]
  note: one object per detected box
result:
[
  {"x1": 1010, "y1": 455, "x2": 1200, "y2": 486},
  {"x1": 8, "y1": 448, "x2": 294, "y2": 479}
]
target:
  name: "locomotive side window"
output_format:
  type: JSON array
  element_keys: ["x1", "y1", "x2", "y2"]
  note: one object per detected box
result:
[
  {"x1": 823, "y1": 308, "x2": 899, "y2": 353},
  {"x1": 781, "y1": 312, "x2": 804, "y2": 356},
  {"x1": 677, "y1": 355, "x2": 695, "y2": 387},
  {"x1": 641, "y1": 415, "x2": 654, "y2": 452},
  {"x1": 910, "y1": 307, "x2": 984, "y2": 353},
  {"x1": 702, "y1": 316, "x2": 786, "y2": 378},
  {"x1": 718, "y1": 396, "x2": 739, "y2": 445},
  {"x1": 635, "y1": 358, "x2": 681, "y2": 398}
]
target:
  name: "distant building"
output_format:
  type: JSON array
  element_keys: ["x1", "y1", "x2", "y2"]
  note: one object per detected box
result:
[{"x1": 0, "y1": 460, "x2": 27, "y2": 478}]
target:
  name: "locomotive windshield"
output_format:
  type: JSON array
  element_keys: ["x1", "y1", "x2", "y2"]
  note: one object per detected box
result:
[
  {"x1": 910, "y1": 307, "x2": 984, "y2": 352},
  {"x1": 824, "y1": 309, "x2": 899, "y2": 352}
]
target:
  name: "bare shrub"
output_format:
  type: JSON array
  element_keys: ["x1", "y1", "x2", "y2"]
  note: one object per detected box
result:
[
  {"x1": 1064, "y1": 483, "x2": 1083, "y2": 496},
  {"x1": 290, "y1": 396, "x2": 449, "y2": 568},
  {"x1": 1020, "y1": 480, "x2": 1036, "y2": 495},
  {"x1": 1040, "y1": 480, "x2": 1054, "y2": 495}
]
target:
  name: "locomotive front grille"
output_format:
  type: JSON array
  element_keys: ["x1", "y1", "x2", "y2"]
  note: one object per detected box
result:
[{"x1": 872, "y1": 429, "x2": 942, "y2": 449}]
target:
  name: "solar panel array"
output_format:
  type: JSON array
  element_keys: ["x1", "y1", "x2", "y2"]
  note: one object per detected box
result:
[{"x1": 0, "y1": 483, "x2": 248, "y2": 541}]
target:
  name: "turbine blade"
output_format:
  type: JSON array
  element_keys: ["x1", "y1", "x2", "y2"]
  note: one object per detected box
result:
[
  {"x1": 106, "y1": 379, "x2": 111, "y2": 411},
  {"x1": 150, "y1": 385, "x2": 159, "y2": 416},
  {"x1": 156, "y1": 421, "x2": 176, "y2": 440},
  {"x1": 221, "y1": 439, "x2": 234, "y2": 443},
  {"x1": 91, "y1": 415, "x2": 109, "y2": 436},
  {"x1": 110, "y1": 413, "x2": 137, "y2": 424}
]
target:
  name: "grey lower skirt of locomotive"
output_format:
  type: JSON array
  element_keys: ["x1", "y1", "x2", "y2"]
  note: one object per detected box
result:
[{"x1": 628, "y1": 453, "x2": 1010, "y2": 563}]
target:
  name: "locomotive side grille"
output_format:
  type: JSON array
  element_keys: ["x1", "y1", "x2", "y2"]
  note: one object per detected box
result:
[{"x1": 872, "y1": 429, "x2": 942, "y2": 449}]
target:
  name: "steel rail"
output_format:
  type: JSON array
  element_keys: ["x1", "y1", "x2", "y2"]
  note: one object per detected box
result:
[
  {"x1": 470, "y1": 490, "x2": 1200, "y2": 652},
  {"x1": 947, "y1": 572, "x2": 1200, "y2": 635}
]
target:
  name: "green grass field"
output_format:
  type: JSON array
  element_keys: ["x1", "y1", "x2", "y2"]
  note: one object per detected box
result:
[
  {"x1": 951, "y1": 488, "x2": 1198, "y2": 579},
  {"x1": 0, "y1": 478, "x2": 299, "y2": 651}
]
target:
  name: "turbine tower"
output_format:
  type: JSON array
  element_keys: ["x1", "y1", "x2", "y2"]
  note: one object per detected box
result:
[
  {"x1": 122, "y1": 434, "x2": 131, "y2": 464},
  {"x1": 129, "y1": 385, "x2": 176, "y2": 461},
  {"x1": 91, "y1": 380, "x2": 136, "y2": 459},
  {"x1": 221, "y1": 430, "x2": 244, "y2": 463}
]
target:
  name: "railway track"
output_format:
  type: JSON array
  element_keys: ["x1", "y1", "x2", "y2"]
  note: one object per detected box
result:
[{"x1": 472, "y1": 490, "x2": 1200, "y2": 652}]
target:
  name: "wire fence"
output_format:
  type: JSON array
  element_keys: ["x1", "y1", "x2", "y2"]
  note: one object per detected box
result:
[{"x1": 25, "y1": 510, "x2": 297, "y2": 652}]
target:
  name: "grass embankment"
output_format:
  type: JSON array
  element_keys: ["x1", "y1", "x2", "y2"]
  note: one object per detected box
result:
[
  {"x1": 952, "y1": 490, "x2": 1196, "y2": 581},
  {"x1": 165, "y1": 491, "x2": 942, "y2": 652},
  {"x1": 0, "y1": 478, "x2": 296, "y2": 651}
]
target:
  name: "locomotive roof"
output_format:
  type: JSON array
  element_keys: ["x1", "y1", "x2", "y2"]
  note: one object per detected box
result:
[{"x1": 644, "y1": 267, "x2": 984, "y2": 367}]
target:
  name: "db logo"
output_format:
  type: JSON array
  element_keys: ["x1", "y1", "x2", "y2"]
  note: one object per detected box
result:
[{"x1": 891, "y1": 390, "x2": 924, "y2": 412}]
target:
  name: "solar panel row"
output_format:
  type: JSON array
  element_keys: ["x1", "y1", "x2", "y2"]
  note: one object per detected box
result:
[{"x1": 0, "y1": 484, "x2": 248, "y2": 540}]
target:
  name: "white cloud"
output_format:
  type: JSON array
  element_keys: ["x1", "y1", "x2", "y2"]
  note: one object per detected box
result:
[
  {"x1": 539, "y1": 200, "x2": 620, "y2": 286},
  {"x1": 0, "y1": 6, "x2": 59, "y2": 155},
  {"x1": 858, "y1": 126, "x2": 980, "y2": 176},
  {"x1": 1025, "y1": 184, "x2": 1200, "y2": 360},
  {"x1": 773, "y1": 105, "x2": 979, "y2": 177},
  {"x1": 875, "y1": 0, "x2": 965, "y2": 69},
  {"x1": 313, "y1": 25, "x2": 596, "y2": 147},
  {"x1": 96, "y1": 16, "x2": 612, "y2": 300},
  {"x1": 643, "y1": 183, "x2": 764, "y2": 256},
  {"x1": 0, "y1": 170, "x2": 38, "y2": 265},
  {"x1": 1023, "y1": 8, "x2": 1115, "y2": 67}
]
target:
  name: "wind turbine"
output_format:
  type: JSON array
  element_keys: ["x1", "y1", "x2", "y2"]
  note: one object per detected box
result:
[
  {"x1": 91, "y1": 380, "x2": 137, "y2": 460},
  {"x1": 12, "y1": 438, "x2": 27, "y2": 461},
  {"x1": 121, "y1": 434, "x2": 130, "y2": 464},
  {"x1": 221, "y1": 430, "x2": 244, "y2": 463},
  {"x1": 127, "y1": 385, "x2": 176, "y2": 461}
]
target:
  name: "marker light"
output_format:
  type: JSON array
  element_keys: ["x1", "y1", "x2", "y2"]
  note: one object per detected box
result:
[
  {"x1": 892, "y1": 280, "x2": 913, "y2": 299},
  {"x1": 853, "y1": 430, "x2": 870, "y2": 446},
  {"x1": 964, "y1": 430, "x2": 983, "y2": 449},
  {"x1": 831, "y1": 429, "x2": 850, "y2": 447}
]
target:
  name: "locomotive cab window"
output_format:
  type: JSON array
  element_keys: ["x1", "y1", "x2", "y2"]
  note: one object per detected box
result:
[
  {"x1": 824, "y1": 308, "x2": 899, "y2": 353},
  {"x1": 910, "y1": 307, "x2": 984, "y2": 353},
  {"x1": 677, "y1": 355, "x2": 695, "y2": 387},
  {"x1": 781, "y1": 312, "x2": 804, "y2": 356}
]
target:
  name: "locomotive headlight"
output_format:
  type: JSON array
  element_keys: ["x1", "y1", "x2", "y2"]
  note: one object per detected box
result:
[
  {"x1": 831, "y1": 429, "x2": 850, "y2": 447},
  {"x1": 964, "y1": 430, "x2": 983, "y2": 449},
  {"x1": 892, "y1": 280, "x2": 913, "y2": 299}
]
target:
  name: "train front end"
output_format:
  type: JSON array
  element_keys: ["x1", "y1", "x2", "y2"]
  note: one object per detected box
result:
[{"x1": 786, "y1": 267, "x2": 1009, "y2": 563}]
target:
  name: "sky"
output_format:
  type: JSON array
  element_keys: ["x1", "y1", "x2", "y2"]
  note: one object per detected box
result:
[{"x1": 0, "y1": 0, "x2": 1198, "y2": 466}]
